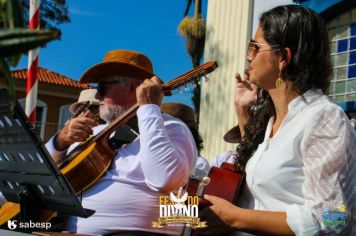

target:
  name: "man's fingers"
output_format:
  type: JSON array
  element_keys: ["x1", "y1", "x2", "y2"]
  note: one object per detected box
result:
[
  {"x1": 74, "y1": 117, "x2": 98, "y2": 128},
  {"x1": 83, "y1": 110, "x2": 92, "y2": 118},
  {"x1": 151, "y1": 76, "x2": 162, "y2": 85},
  {"x1": 72, "y1": 122, "x2": 94, "y2": 135},
  {"x1": 69, "y1": 134, "x2": 87, "y2": 143}
]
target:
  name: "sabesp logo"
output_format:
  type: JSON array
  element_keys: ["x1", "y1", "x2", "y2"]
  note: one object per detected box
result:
[
  {"x1": 7, "y1": 220, "x2": 17, "y2": 230},
  {"x1": 7, "y1": 220, "x2": 51, "y2": 230}
]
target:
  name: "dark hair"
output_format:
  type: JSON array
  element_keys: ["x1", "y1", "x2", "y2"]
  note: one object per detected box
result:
[
  {"x1": 234, "y1": 91, "x2": 274, "y2": 169},
  {"x1": 187, "y1": 126, "x2": 204, "y2": 155},
  {"x1": 260, "y1": 5, "x2": 332, "y2": 93},
  {"x1": 234, "y1": 5, "x2": 332, "y2": 169}
]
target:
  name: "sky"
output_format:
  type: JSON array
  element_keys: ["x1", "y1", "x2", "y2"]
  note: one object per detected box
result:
[{"x1": 15, "y1": 0, "x2": 208, "y2": 107}]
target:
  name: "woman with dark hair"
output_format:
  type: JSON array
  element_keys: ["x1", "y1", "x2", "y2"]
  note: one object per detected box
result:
[{"x1": 201, "y1": 5, "x2": 356, "y2": 235}]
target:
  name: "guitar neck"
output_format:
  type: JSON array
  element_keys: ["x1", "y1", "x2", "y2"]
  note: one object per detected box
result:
[{"x1": 93, "y1": 103, "x2": 139, "y2": 142}]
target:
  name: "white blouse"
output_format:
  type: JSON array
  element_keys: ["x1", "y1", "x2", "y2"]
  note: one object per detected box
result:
[{"x1": 211, "y1": 89, "x2": 356, "y2": 235}]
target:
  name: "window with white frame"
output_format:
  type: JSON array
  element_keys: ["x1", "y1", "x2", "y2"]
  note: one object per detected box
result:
[
  {"x1": 328, "y1": 8, "x2": 356, "y2": 103},
  {"x1": 18, "y1": 98, "x2": 48, "y2": 140},
  {"x1": 58, "y1": 104, "x2": 72, "y2": 130}
]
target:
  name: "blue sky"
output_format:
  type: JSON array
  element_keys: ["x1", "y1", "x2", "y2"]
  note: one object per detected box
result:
[{"x1": 16, "y1": 0, "x2": 208, "y2": 107}]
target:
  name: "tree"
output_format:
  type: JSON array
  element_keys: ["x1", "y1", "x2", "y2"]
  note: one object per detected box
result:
[
  {"x1": 0, "y1": 0, "x2": 59, "y2": 104},
  {"x1": 178, "y1": 0, "x2": 206, "y2": 126},
  {"x1": 19, "y1": 0, "x2": 70, "y2": 38}
]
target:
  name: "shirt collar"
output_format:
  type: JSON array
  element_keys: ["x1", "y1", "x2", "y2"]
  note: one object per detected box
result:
[
  {"x1": 287, "y1": 89, "x2": 323, "y2": 115},
  {"x1": 264, "y1": 89, "x2": 324, "y2": 142}
]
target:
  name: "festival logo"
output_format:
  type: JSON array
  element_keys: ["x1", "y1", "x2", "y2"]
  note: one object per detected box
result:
[
  {"x1": 322, "y1": 203, "x2": 347, "y2": 232},
  {"x1": 152, "y1": 188, "x2": 206, "y2": 228}
]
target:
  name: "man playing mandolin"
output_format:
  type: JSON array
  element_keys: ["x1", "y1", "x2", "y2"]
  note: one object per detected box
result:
[{"x1": 45, "y1": 49, "x2": 197, "y2": 236}]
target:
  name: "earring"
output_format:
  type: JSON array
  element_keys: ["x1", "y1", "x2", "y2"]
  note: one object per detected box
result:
[{"x1": 275, "y1": 73, "x2": 284, "y2": 88}]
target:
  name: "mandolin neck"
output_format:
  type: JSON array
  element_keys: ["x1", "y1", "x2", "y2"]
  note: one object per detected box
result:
[{"x1": 73, "y1": 61, "x2": 218, "y2": 149}]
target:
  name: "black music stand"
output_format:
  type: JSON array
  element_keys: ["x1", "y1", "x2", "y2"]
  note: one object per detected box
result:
[{"x1": 0, "y1": 88, "x2": 94, "y2": 232}]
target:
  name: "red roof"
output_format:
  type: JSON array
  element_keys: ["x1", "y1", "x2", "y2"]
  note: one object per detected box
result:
[{"x1": 11, "y1": 67, "x2": 92, "y2": 89}]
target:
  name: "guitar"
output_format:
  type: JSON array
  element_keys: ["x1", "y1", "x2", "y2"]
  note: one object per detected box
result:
[
  {"x1": 187, "y1": 162, "x2": 245, "y2": 236},
  {"x1": 187, "y1": 162, "x2": 245, "y2": 208},
  {"x1": 0, "y1": 61, "x2": 218, "y2": 226}
]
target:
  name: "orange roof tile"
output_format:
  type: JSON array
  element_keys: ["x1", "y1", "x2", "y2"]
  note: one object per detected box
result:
[{"x1": 11, "y1": 67, "x2": 92, "y2": 89}]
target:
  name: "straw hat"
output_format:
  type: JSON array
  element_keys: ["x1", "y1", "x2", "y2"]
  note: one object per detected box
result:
[
  {"x1": 69, "y1": 89, "x2": 100, "y2": 114},
  {"x1": 161, "y1": 103, "x2": 197, "y2": 130},
  {"x1": 79, "y1": 50, "x2": 154, "y2": 84}
]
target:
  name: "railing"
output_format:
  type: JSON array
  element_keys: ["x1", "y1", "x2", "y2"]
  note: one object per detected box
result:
[{"x1": 34, "y1": 122, "x2": 61, "y2": 142}]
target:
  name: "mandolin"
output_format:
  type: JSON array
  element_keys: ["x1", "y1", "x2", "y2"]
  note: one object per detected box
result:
[{"x1": 0, "y1": 61, "x2": 218, "y2": 226}]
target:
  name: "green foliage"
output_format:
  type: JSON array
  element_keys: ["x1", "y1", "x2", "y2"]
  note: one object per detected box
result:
[
  {"x1": 0, "y1": 28, "x2": 58, "y2": 57},
  {"x1": 19, "y1": 0, "x2": 70, "y2": 38},
  {"x1": 0, "y1": 0, "x2": 24, "y2": 29},
  {"x1": 178, "y1": 16, "x2": 206, "y2": 39},
  {"x1": 0, "y1": 0, "x2": 59, "y2": 103},
  {"x1": 178, "y1": 0, "x2": 206, "y2": 125}
]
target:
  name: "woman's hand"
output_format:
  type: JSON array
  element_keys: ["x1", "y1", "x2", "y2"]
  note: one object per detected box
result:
[
  {"x1": 197, "y1": 195, "x2": 239, "y2": 235},
  {"x1": 234, "y1": 73, "x2": 258, "y2": 111},
  {"x1": 234, "y1": 73, "x2": 258, "y2": 138},
  {"x1": 200, "y1": 195, "x2": 295, "y2": 235},
  {"x1": 204, "y1": 194, "x2": 239, "y2": 226}
]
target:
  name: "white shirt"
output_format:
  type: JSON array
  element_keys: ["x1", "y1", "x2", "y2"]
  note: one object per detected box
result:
[
  {"x1": 207, "y1": 90, "x2": 356, "y2": 235},
  {"x1": 46, "y1": 104, "x2": 197, "y2": 235}
]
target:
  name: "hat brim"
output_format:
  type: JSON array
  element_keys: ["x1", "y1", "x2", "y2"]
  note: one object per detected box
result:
[
  {"x1": 79, "y1": 61, "x2": 154, "y2": 84},
  {"x1": 223, "y1": 125, "x2": 242, "y2": 143}
]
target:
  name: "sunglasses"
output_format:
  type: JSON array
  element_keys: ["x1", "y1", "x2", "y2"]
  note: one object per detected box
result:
[
  {"x1": 247, "y1": 39, "x2": 280, "y2": 60},
  {"x1": 96, "y1": 80, "x2": 122, "y2": 96}
]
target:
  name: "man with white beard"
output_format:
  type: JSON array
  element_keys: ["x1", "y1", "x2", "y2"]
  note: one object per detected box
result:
[{"x1": 45, "y1": 50, "x2": 197, "y2": 236}]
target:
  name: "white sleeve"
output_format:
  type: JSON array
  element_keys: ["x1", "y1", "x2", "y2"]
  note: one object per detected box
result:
[
  {"x1": 45, "y1": 133, "x2": 68, "y2": 161},
  {"x1": 286, "y1": 105, "x2": 356, "y2": 235},
  {"x1": 194, "y1": 156, "x2": 211, "y2": 177},
  {"x1": 210, "y1": 151, "x2": 236, "y2": 167},
  {"x1": 137, "y1": 104, "x2": 197, "y2": 193}
]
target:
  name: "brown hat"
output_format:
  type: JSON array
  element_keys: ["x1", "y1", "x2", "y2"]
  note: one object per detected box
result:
[
  {"x1": 161, "y1": 103, "x2": 197, "y2": 130},
  {"x1": 69, "y1": 89, "x2": 100, "y2": 114},
  {"x1": 223, "y1": 125, "x2": 242, "y2": 143},
  {"x1": 79, "y1": 49, "x2": 154, "y2": 84}
]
